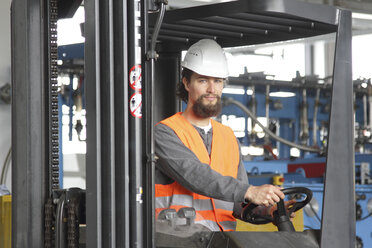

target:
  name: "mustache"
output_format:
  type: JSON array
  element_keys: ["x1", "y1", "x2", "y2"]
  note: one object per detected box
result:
[{"x1": 200, "y1": 94, "x2": 220, "y2": 99}]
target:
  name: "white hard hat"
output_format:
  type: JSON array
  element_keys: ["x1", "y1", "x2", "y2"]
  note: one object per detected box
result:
[{"x1": 181, "y1": 39, "x2": 229, "y2": 78}]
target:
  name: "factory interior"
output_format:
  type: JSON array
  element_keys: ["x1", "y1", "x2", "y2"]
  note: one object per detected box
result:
[{"x1": 1, "y1": 0, "x2": 372, "y2": 247}]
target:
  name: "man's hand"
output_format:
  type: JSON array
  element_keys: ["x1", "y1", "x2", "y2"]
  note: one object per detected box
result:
[
  {"x1": 268, "y1": 199, "x2": 297, "y2": 221},
  {"x1": 248, "y1": 199, "x2": 297, "y2": 221},
  {"x1": 244, "y1": 184, "x2": 285, "y2": 207}
]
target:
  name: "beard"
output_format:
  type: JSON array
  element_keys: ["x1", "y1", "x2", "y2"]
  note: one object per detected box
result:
[{"x1": 192, "y1": 94, "x2": 222, "y2": 118}]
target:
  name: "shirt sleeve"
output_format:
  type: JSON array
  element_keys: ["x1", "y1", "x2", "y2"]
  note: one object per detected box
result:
[
  {"x1": 155, "y1": 123, "x2": 250, "y2": 203},
  {"x1": 233, "y1": 141, "x2": 249, "y2": 218}
]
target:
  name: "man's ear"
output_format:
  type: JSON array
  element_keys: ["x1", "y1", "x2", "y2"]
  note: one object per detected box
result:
[{"x1": 182, "y1": 77, "x2": 190, "y2": 92}]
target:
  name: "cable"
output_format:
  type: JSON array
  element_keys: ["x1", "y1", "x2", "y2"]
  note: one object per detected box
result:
[
  {"x1": 222, "y1": 97, "x2": 322, "y2": 153},
  {"x1": 312, "y1": 88, "x2": 320, "y2": 146},
  {"x1": 308, "y1": 201, "x2": 321, "y2": 223},
  {"x1": 0, "y1": 147, "x2": 11, "y2": 185},
  {"x1": 357, "y1": 212, "x2": 372, "y2": 221},
  {"x1": 147, "y1": 1, "x2": 166, "y2": 60}
]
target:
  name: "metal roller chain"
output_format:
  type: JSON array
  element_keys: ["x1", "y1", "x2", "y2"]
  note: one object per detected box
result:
[{"x1": 50, "y1": 0, "x2": 60, "y2": 190}]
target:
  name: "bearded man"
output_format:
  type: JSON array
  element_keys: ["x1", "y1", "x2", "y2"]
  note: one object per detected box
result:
[{"x1": 155, "y1": 39, "x2": 285, "y2": 232}]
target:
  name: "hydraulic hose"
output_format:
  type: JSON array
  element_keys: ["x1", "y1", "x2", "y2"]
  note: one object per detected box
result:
[
  {"x1": 0, "y1": 147, "x2": 11, "y2": 185},
  {"x1": 148, "y1": 1, "x2": 166, "y2": 60},
  {"x1": 249, "y1": 86, "x2": 257, "y2": 144},
  {"x1": 146, "y1": 2, "x2": 167, "y2": 247},
  {"x1": 222, "y1": 97, "x2": 321, "y2": 153},
  {"x1": 312, "y1": 88, "x2": 320, "y2": 146},
  {"x1": 56, "y1": 193, "x2": 66, "y2": 248},
  {"x1": 264, "y1": 85, "x2": 270, "y2": 145},
  {"x1": 300, "y1": 88, "x2": 309, "y2": 145}
]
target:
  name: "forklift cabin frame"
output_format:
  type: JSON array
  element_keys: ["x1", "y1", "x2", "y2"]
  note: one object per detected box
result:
[{"x1": 11, "y1": 0, "x2": 354, "y2": 247}]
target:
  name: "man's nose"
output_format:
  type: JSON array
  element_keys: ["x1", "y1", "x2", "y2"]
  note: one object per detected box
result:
[{"x1": 206, "y1": 80, "x2": 216, "y2": 93}]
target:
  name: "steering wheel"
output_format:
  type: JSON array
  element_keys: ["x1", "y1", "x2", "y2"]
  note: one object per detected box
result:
[{"x1": 241, "y1": 187, "x2": 313, "y2": 231}]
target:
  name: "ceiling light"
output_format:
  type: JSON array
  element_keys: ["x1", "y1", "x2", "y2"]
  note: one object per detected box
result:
[
  {"x1": 223, "y1": 87, "x2": 245, "y2": 95},
  {"x1": 269, "y1": 91, "x2": 296, "y2": 97},
  {"x1": 352, "y1": 12, "x2": 372, "y2": 20}
]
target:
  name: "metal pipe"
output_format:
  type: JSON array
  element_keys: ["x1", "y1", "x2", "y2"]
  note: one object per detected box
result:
[
  {"x1": 249, "y1": 86, "x2": 257, "y2": 145},
  {"x1": 300, "y1": 88, "x2": 309, "y2": 145},
  {"x1": 312, "y1": 88, "x2": 320, "y2": 146},
  {"x1": 233, "y1": 12, "x2": 321, "y2": 29},
  {"x1": 207, "y1": 16, "x2": 292, "y2": 32},
  {"x1": 56, "y1": 193, "x2": 66, "y2": 248},
  {"x1": 153, "y1": 29, "x2": 216, "y2": 40},
  {"x1": 363, "y1": 94, "x2": 367, "y2": 127},
  {"x1": 156, "y1": 35, "x2": 190, "y2": 43},
  {"x1": 179, "y1": 19, "x2": 268, "y2": 35},
  {"x1": 128, "y1": 0, "x2": 144, "y2": 246},
  {"x1": 149, "y1": 3, "x2": 166, "y2": 58},
  {"x1": 160, "y1": 23, "x2": 243, "y2": 39},
  {"x1": 354, "y1": 91, "x2": 356, "y2": 131},
  {"x1": 228, "y1": 76, "x2": 368, "y2": 94},
  {"x1": 223, "y1": 97, "x2": 321, "y2": 153},
  {"x1": 146, "y1": 1, "x2": 166, "y2": 247},
  {"x1": 264, "y1": 85, "x2": 270, "y2": 145}
]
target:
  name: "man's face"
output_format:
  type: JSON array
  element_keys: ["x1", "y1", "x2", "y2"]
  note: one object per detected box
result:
[{"x1": 183, "y1": 72, "x2": 224, "y2": 118}]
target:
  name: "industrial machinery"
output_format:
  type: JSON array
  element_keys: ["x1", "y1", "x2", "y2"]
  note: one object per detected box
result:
[
  {"x1": 218, "y1": 54, "x2": 372, "y2": 248},
  {"x1": 10, "y1": 0, "x2": 357, "y2": 247}
]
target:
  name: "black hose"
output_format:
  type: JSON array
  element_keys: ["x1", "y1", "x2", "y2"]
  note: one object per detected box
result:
[
  {"x1": 0, "y1": 147, "x2": 11, "y2": 185},
  {"x1": 223, "y1": 97, "x2": 322, "y2": 153},
  {"x1": 309, "y1": 201, "x2": 321, "y2": 223},
  {"x1": 148, "y1": 1, "x2": 166, "y2": 60},
  {"x1": 357, "y1": 212, "x2": 372, "y2": 221}
]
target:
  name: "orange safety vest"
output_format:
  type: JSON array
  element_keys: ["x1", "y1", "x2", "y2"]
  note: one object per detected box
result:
[{"x1": 155, "y1": 112, "x2": 240, "y2": 231}]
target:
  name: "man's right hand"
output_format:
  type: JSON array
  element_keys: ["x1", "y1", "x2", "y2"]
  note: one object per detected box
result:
[{"x1": 244, "y1": 184, "x2": 285, "y2": 207}]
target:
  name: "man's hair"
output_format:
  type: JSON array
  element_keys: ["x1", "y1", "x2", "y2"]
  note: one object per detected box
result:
[{"x1": 176, "y1": 68, "x2": 193, "y2": 103}]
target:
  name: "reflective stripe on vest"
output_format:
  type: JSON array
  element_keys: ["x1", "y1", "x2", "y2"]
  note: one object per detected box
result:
[
  {"x1": 195, "y1": 220, "x2": 220, "y2": 231},
  {"x1": 219, "y1": 220, "x2": 237, "y2": 231},
  {"x1": 155, "y1": 112, "x2": 240, "y2": 231},
  {"x1": 156, "y1": 194, "x2": 214, "y2": 211}
]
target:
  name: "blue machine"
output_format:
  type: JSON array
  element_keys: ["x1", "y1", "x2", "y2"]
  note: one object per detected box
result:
[
  {"x1": 221, "y1": 74, "x2": 371, "y2": 158},
  {"x1": 220, "y1": 72, "x2": 372, "y2": 247}
]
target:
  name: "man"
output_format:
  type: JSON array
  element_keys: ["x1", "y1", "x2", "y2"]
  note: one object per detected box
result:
[{"x1": 155, "y1": 39, "x2": 285, "y2": 232}]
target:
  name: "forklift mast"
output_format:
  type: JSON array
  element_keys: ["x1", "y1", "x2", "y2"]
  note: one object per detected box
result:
[{"x1": 11, "y1": 0, "x2": 354, "y2": 247}]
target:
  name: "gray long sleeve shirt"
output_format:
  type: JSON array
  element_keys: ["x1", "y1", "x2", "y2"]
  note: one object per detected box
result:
[{"x1": 155, "y1": 122, "x2": 250, "y2": 208}]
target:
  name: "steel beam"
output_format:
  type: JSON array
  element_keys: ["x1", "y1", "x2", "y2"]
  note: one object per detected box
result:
[
  {"x1": 11, "y1": 0, "x2": 49, "y2": 246},
  {"x1": 85, "y1": 0, "x2": 117, "y2": 246},
  {"x1": 85, "y1": 0, "x2": 147, "y2": 246},
  {"x1": 320, "y1": 9, "x2": 355, "y2": 248},
  {"x1": 112, "y1": 0, "x2": 131, "y2": 246}
]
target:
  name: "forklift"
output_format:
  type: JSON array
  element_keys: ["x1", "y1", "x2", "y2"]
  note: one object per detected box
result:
[{"x1": 10, "y1": 0, "x2": 355, "y2": 247}]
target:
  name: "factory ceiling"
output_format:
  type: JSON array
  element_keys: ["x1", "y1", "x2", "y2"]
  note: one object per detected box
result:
[{"x1": 167, "y1": 0, "x2": 372, "y2": 34}]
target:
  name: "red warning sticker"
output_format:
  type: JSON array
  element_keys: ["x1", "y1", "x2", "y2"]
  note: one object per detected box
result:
[
  {"x1": 129, "y1": 92, "x2": 142, "y2": 118},
  {"x1": 129, "y1": 65, "x2": 142, "y2": 90}
]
